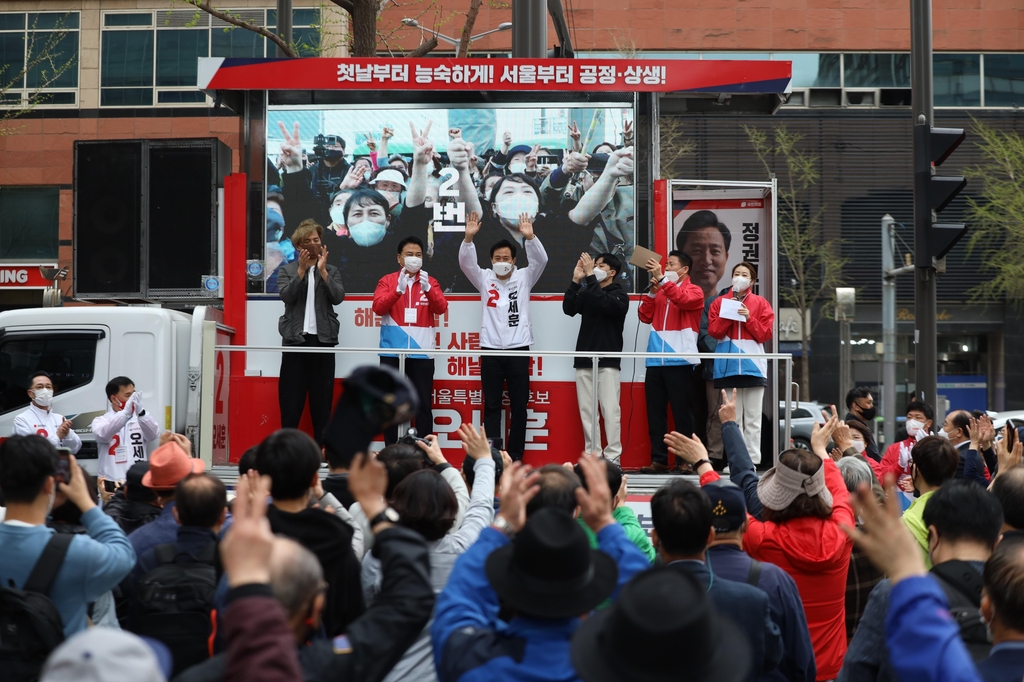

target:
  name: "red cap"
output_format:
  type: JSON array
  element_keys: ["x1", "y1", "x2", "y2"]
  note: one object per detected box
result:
[{"x1": 141, "y1": 441, "x2": 205, "y2": 490}]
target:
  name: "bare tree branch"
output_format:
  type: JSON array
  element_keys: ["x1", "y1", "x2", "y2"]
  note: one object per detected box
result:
[
  {"x1": 0, "y1": 14, "x2": 77, "y2": 133},
  {"x1": 407, "y1": 36, "x2": 438, "y2": 58},
  {"x1": 329, "y1": 0, "x2": 356, "y2": 14},
  {"x1": 457, "y1": 0, "x2": 482, "y2": 58},
  {"x1": 182, "y1": 0, "x2": 298, "y2": 57}
]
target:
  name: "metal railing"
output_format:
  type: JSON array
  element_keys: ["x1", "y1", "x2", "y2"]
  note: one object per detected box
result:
[{"x1": 216, "y1": 345, "x2": 796, "y2": 453}]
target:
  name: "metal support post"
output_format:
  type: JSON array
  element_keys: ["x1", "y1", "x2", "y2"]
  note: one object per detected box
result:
[
  {"x1": 912, "y1": 0, "x2": 938, "y2": 409},
  {"x1": 512, "y1": 0, "x2": 547, "y2": 58},
  {"x1": 397, "y1": 351, "x2": 409, "y2": 438},
  {"x1": 275, "y1": 0, "x2": 292, "y2": 57},
  {"x1": 839, "y1": 319, "x2": 852, "y2": 407},
  {"x1": 784, "y1": 358, "x2": 792, "y2": 448},
  {"x1": 591, "y1": 357, "x2": 600, "y2": 456},
  {"x1": 882, "y1": 214, "x2": 897, "y2": 445}
]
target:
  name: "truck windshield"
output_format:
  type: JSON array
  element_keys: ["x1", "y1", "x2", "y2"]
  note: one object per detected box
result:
[{"x1": 0, "y1": 335, "x2": 97, "y2": 414}]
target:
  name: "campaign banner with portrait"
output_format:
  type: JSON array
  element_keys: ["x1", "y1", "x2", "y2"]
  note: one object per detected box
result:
[
  {"x1": 671, "y1": 191, "x2": 769, "y2": 302},
  {"x1": 264, "y1": 104, "x2": 636, "y2": 295}
]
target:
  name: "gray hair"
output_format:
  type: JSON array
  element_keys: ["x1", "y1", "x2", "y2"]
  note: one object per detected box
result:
[
  {"x1": 837, "y1": 456, "x2": 884, "y2": 501},
  {"x1": 269, "y1": 536, "x2": 324, "y2": 617}
]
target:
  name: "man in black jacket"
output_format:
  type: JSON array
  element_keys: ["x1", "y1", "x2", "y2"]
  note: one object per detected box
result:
[
  {"x1": 175, "y1": 453, "x2": 435, "y2": 682},
  {"x1": 563, "y1": 252, "x2": 629, "y2": 463},
  {"x1": 255, "y1": 429, "x2": 364, "y2": 638},
  {"x1": 103, "y1": 461, "x2": 161, "y2": 534}
]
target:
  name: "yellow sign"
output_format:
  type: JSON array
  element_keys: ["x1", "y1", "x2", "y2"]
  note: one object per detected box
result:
[{"x1": 896, "y1": 308, "x2": 953, "y2": 321}]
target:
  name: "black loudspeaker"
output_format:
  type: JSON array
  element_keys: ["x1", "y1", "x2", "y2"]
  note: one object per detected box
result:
[
  {"x1": 74, "y1": 141, "x2": 144, "y2": 296},
  {"x1": 74, "y1": 138, "x2": 232, "y2": 300}
]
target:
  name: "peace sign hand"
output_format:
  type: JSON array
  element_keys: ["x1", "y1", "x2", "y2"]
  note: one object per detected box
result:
[
  {"x1": 410, "y1": 121, "x2": 435, "y2": 165},
  {"x1": 277, "y1": 121, "x2": 303, "y2": 173},
  {"x1": 365, "y1": 131, "x2": 377, "y2": 152}
]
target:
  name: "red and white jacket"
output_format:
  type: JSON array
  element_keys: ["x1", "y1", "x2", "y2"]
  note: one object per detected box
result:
[
  {"x1": 637, "y1": 276, "x2": 705, "y2": 367},
  {"x1": 708, "y1": 290, "x2": 774, "y2": 381},
  {"x1": 372, "y1": 270, "x2": 449, "y2": 359}
]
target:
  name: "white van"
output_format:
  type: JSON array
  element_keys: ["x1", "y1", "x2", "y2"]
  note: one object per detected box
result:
[{"x1": 0, "y1": 306, "x2": 230, "y2": 474}]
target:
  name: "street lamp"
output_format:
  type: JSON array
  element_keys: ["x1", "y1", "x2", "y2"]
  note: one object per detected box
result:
[{"x1": 401, "y1": 18, "x2": 512, "y2": 47}]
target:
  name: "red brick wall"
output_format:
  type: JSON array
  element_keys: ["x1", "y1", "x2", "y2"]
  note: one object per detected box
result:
[
  {"x1": 379, "y1": 0, "x2": 1023, "y2": 53},
  {"x1": 0, "y1": 114, "x2": 243, "y2": 287}
]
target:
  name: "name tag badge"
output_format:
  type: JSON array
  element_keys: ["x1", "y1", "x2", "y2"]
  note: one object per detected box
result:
[
  {"x1": 114, "y1": 445, "x2": 128, "y2": 464},
  {"x1": 404, "y1": 308, "x2": 418, "y2": 324}
]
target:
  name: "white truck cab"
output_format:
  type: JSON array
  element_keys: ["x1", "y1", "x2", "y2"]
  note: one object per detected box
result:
[{"x1": 0, "y1": 306, "x2": 230, "y2": 474}]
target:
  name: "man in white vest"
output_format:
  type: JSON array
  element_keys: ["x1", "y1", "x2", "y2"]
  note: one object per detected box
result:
[{"x1": 12, "y1": 370, "x2": 81, "y2": 453}]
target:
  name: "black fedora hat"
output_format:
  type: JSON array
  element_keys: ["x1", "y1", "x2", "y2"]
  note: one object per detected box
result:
[
  {"x1": 485, "y1": 508, "x2": 618, "y2": 619},
  {"x1": 572, "y1": 568, "x2": 751, "y2": 682}
]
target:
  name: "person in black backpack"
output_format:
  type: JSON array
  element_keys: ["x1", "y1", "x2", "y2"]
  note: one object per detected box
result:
[
  {"x1": 838, "y1": 479, "x2": 1005, "y2": 682},
  {"x1": 127, "y1": 473, "x2": 226, "y2": 677},
  {"x1": 103, "y1": 461, "x2": 162, "y2": 535},
  {"x1": 0, "y1": 436, "x2": 135, "y2": 678}
]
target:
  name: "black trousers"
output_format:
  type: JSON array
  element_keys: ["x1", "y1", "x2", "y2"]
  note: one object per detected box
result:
[
  {"x1": 279, "y1": 335, "x2": 335, "y2": 444},
  {"x1": 381, "y1": 356, "x2": 436, "y2": 444},
  {"x1": 481, "y1": 346, "x2": 530, "y2": 460},
  {"x1": 645, "y1": 364, "x2": 695, "y2": 464}
]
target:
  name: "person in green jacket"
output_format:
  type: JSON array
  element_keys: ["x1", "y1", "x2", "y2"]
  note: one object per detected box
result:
[{"x1": 574, "y1": 460, "x2": 655, "y2": 563}]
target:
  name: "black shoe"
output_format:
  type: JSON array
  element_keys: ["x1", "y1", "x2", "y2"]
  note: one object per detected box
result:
[{"x1": 639, "y1": 462, "x2": 672, "y2": 474}]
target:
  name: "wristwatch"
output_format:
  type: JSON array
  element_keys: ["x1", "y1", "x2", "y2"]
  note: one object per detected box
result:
[
  {"x1": 692, "y1": 459, "x2": 712, "y2": 470},
  {"x1": 369, "y1": 507, "x2": 400, "y2": 528},
  {"x1": 492, "y1": 515, "x2": 516, "y2": 538}
]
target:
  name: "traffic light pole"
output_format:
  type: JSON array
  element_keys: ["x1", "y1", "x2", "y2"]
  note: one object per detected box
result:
[{"x1": 911, "y1": 0, "x2": 936, "y2": 409}]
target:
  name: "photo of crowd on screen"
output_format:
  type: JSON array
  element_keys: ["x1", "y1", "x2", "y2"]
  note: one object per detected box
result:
[
  {"x1": 264, "y1": 106, "x2": 637, "y2": 295},
  {"x1": 672, "y1": 200, "x2": 767, "y2": 302}
]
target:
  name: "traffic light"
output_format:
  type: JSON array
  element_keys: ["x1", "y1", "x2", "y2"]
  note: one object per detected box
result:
[{"x1": 914, "y1": 125, "x2": 968, "y2": 264}]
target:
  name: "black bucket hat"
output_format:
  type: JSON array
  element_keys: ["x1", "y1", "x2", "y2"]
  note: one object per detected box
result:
[
  {"x1": 485, "y1": 508, "x2": 618, "y2": 619},
  {"x1": 572, "y1": 567, "x2": 751, "y2": 682}
]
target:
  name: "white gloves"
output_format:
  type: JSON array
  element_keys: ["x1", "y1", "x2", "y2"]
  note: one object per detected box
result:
[
  {"x1": 396, "y1": 275, "x2": 408, "y2": 294},
  {"x1": 419, "y1": 270, "x2": 431, "y2": 292},
  {"x1": 129, "y1": 392, "x2": 143, "y2": 414}
]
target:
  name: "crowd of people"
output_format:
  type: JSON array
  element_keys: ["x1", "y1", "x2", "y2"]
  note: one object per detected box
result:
[{"x1": 1, "y1": 361, "x2": 1023, "y2": 682}]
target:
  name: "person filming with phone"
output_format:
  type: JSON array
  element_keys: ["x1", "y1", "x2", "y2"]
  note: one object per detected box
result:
[{"x1": 13, "y1": 371, "x2": 81, "y2": 455}]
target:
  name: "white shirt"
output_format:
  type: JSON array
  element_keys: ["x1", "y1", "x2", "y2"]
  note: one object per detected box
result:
[
  {"x1": 12, "y1": 403, "x2": 82, "y2": 454},
  {"x1": 302, "y1": 270, "x2": 317, "y2": 335},
  {"x1": 91, "y1": 404, "x2": 161, "y2": 481},
  {"x1": 458, "y1": 237, "x2": 548, "y2": 349}
]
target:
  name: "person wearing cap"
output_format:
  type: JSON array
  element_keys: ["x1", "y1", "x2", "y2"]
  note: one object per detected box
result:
[
  {"x1": 702, "y1": 480, "x2": 817, "y2": 682},
  {"x1": 13, "y1": 370, "x2": 81, "y2": 454},
  {"x1": 0, "y1": 435, "x2": 135, "y2": 637},
  {"x1": 41, "y1": 627, "x2": 173, "y2": 682},
  {"x1": 368, "y1": 166, "x2": 409, "y2": 218},
  {"x1": 667, "y1": 391, "x2": 854, "y2": 682},
  {"x1": 126, "y1": 436, "x2": 205, "y2": 560},
  {"x1": 431, "y1": 454, "x2": 649, "y2": 682},
  {"x1": 91, "y1": 376, "x2": 162, "y2": 483},
  {"x1": 650, "y1": 480, "x2": 784, "y2": 682},
  {"x1": 372, "y1": 235, "x2": 449, "y2": 445},
  {"x1": 103, "y1": 461, "x2": 162, "y2": 535},
  {"x1": 571, "y1": 567, "x2": 753, "y2": 682}
]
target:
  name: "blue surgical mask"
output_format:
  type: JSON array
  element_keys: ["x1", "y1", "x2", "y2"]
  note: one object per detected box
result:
[
  {"x1": 508, "y1": 162, "x2": 527, "y2": 175},
  {"x1": 329, "y1": 206, "x2": 346, "y2": 227},
  {"x1": 495, "y1": 194, "x2": 539, "y2": 223},
  {"x1": 348, "y1": 219, "x2": 387, "y2": 247}
]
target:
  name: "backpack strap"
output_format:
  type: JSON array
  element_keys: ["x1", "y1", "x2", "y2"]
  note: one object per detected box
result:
[
  {"x1": 746, "y1": 559, "x2": 763, "y2": 587},
  {"x1": 154, "y1": 543, "x2": 179, "y2": 566},
  {"x1": 23, "y1": 533, "x2": 73, "y2": 596},
  {"x1": 931, "y1": 560, "x2": 984, "y2": 605}
]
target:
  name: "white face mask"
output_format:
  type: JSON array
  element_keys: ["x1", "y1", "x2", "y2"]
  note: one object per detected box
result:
[
  {"x1": 906, "y1": 419, "x2": 926, "y2": 438},
  {"x1": 492, "y1": 262, "x2": 513, "y2": 277},
  {"x1": 363, "y1": 171, "x2": 372, "y2": 181},
  {"x1": 329, "y1": 206, "x2": 346, "y2": 227},
  {"x1": 348, "y1": 219, "x2": 387, "y2": 247},
  {"x1": 508, "y1": 162, "x2": 527, "y2": 175},
  {"x1": 662, "y1": 270, "x2": 679, "y2": 284},
  {"x1": 495, "y1": 193, "x2": 539, "y2": 224},
  {"x1": 592, "y1": 268, "x2": 609, "y2": 283},
  {"x1": 32, "y1": 388, "x2": 54, "y2": 408},
  {"x1": 404, "y1": 256, "x2": 423, "y2": 273},
  {"x1": 851, "y1": 440, "x2": 866, "y2": 454},
  {"x1": 732, "y1": 276, "x2": 751, "y2": 292},
  {"x1": 938, "y1": 428, "x2": 950, "y2": 440}
]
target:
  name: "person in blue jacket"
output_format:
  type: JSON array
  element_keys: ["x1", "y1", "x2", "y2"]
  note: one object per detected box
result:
[
  {"x1": 977, "y1": 536, "x2": 1024, "y2": 682},
  {"x1": 431, "y1": 454, "x2": 649, "y2": 682}
]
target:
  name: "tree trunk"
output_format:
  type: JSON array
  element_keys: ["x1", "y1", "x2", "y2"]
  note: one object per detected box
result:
[
  {"x1": 350, "y1": 0, "x2": 377, "y2": 57},
  {"x1": 800, "y1": 335, "x2": 810, "y2": 401},
  {"x1": 457, "y1": 0, "x2": 483, "y2": 58}
]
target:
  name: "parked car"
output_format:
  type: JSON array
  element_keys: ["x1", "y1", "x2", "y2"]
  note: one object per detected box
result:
[{"x1": 779, "y1": 401, "x2": 830, "y2": 453}]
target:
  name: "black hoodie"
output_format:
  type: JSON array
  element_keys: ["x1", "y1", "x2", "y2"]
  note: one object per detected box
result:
[
  {"x1": 267, "y1": 505, "x2": 365, "y2": 637},
  {"x1": 562, "y1": 275, "x2": 630, "y2": 369}
]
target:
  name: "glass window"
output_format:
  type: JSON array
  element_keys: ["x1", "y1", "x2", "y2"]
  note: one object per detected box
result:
[
  {"x1": 26, "y1": 31, "x2": 79, "y2": 89},
  {"x1": 156, "y1": 29, "x2": 207, "y2": 86},
  {"x1": 267, "y1": 9, "x2": 318, "y2": 26},
  {"x1": 0, "y1": 32, "x2": 26, "y2": 90},
  {"x1": 100, "y1": 88, "x2": 152, "y2": 106},
  {"x1": 211, "y1": 26, "x2": 263, "y2": 57},
  {"x1": 157, "y1": 90, "x2": 206, "y2": 103},
  {"x1": 844, "y1": 53, "x2": 911, "y2": 88},
  {"x1": 104, "y1": 13, "x2": 152, "y2": 27},
  {"x1": 934, "y1": 53, "x2": 980, "y2": 106},
  {"x1": 984, "y1": 54, "x2": 1024, "y2": 107},
  {"x1": 0, "y1": 187, "x2": 59, "y2": 259},
  {"x1": 791, "y1": 408, "x2": 813, "y2": 418},
  {"x1": 0, "y1": 334, "x2": 97, "y2": 414},
  {"x1": 101, "y1": 30, "x2": 153, "y2": 87},
  {"x1": 293, "y1": 26, "x2": 319, "y2": 57},
  {"x1": 0, "y1": 14, "x2": 26, "y2": 31},
  {"x1": 29, "y1": 12, "x2": 79, "y2": 30},
  {"x1": 775, "y1": 53, "x2": 841, "y2": 88}
]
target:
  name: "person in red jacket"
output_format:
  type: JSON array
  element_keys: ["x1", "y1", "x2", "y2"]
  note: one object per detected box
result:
[
  {"x1": 666, "y1": 394, "x2": 854, "y2": 682},
  {"x1": 638, "y1": 251, "x2": 705, "y2": 474},
  {"x1": 878, "y1": 399, "x2": 934, "y2": 485},
  {"x1": 707, "y1": 262, "x2": 774, "y2": 465},
  {"x1": 372, "y1": 236, "x2": 449, "y2": 444}
]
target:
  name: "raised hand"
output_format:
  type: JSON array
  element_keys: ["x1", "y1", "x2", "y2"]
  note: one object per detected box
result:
[
  {"x1": 415, "y1": 434, "x2": 447, "y2": 466},
  {"x1": 664, "y1": 431, "x2": 707, "y2": 464},
  {"x1": 979, "y1": 414, "x2": 996, "y2": 450},
  {"x1": 568, "y1": 121, "x2": 582, "y2": 151},
  {"x1": 518, "y1": 213, "x2": 535, "y2": 240},
  {"x1": 604, "y1": 146, "x2": 635, "y2": 178},
  {"x1": 580, "y1": 252, "x2": 595, "y2": 276},
  {"x1": 501, "y1": 131, "x2": 512, "y2": 152},
  {"x1": 317, "y1": 245, "x2": 329, "y2": 278},
  {"x1": 561, "y1": 150, "x2": 589, "y2": 175},
  {"x1": 811, "y1": 407, "x2": 840, "y2": 461},
  {"x1": 448, "y1": 127, "x2": 462, "y2": 140},
  {"x1": 220, "y1": 470, "x2": 275, "y2": 587},
  {"x1": 645, "y1": 257, "x2": 663, "y2": 282},
  {"x1": 575, "y1": 453, "x2": 615, "y2": 533},
  {"x1": 458, "y1": 423, "x2": 492, "y2": 460},
  {"x1": 381, "y1": 126, "x2": 394, "y2": 141},
  {"x1": 573, "y1": 258, "x2": 586, "y2": 283},
  {"x1": 340, "y1": 164, "x2": 364, "y2": 190},
  {"x1": 967, "y1": 416, "x2": 981, "y2": 450},
  {"x1": 622, "y1": 119, "x2": 634, "y2": 143},
  {"x1": 718, "y1": 388, "x2": 738, "y2": 424},
  {"x1": 410, "y1": 120, "x2": 435, "y2": 166},
  {"x1": 497, "y1": 462, "x2": 540, "y2": 533},
  {"x1": 448, "y1": 137, "x2": 471, "y2": 171},
  {"x1": 298, "y1": 247, "x2": 316, "y2": 276},
  {"x1": 525, "y1": 144, "x2": 541, "y2": 173},
  {"x1": 464, "y1": 210, "x2": 480, "y2": 243},
  {"x1": 57, "y1": 418, "x2": 72, "y2": 440},
  {"x1": 364, "y1": 131, "x2": 377, "y2": 152},
  {"x1": 277, "y1": 121, "x2": 304, "y2": 173},
  {"x1": 349, "y1": 452, "x2": 389, "y2": 522},
  {"x1": 832, "y1": 421, "x2": 852, "y2": 452}
]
